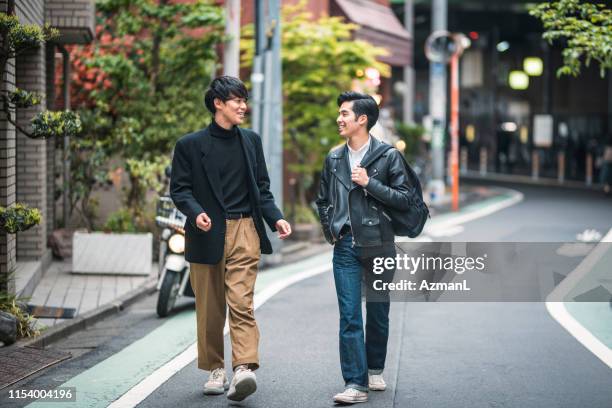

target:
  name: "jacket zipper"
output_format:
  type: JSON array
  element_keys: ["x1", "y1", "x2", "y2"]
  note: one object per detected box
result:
[
  {"x1": 329, "y1": 180, "x2": 338, "y2": 242},
  {"x1": 348, "y1": 188, "x2": 356, "y2": 248}
]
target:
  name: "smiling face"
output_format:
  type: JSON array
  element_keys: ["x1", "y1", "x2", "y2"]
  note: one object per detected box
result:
[
  {"x1": 337, "y1": 101, "x2": 367, "y2": 139},
  {"x1": 214, "y1": 95, "x2": 247, "y2": 126}
]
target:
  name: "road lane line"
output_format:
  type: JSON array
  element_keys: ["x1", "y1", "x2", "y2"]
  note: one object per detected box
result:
[
  {"x1": 107, "y1": 260, "x2": 332, "y2": 408},
  {"x1": 545, "y1": 228, "x2": 612, "y2": 368}
]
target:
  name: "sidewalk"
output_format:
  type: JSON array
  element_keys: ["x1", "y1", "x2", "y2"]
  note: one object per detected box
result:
[{"x1": 27, "y1": 262, "x2": 156, "y2": 330}]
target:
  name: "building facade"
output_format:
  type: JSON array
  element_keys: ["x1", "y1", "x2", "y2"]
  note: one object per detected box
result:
[
  {"x1": 391, "y1": 0, "x2": 611, "y2": 183},
  {"x1": 0, "y1": 0, "x2": 94, "y2": 294}
]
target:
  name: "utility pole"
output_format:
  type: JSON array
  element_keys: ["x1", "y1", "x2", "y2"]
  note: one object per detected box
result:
[
  {"x1": 223, "y1": 0, "x2": 240, "y2": 77},
  {"x1": 251, "y1": 0, "x2": 265, "y2": 135},
  {"x1": 403, "y1": 0, "x2": 415, "y2": 124},
  {"x1": 428, "y1": 0, "x2": 447, "y2": 199},
  {"x1": 252, "y1": 0, "x2": 283, "y2": 263}
]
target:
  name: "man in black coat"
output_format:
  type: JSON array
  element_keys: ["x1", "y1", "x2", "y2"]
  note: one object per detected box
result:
[{"x1": 170, "y1": 76, "x2": 291, "y2": 402}]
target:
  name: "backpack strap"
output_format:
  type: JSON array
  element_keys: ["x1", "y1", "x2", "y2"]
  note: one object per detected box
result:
[{"x1": 360, "y1": 144, "x2": 395, "y2": 169}]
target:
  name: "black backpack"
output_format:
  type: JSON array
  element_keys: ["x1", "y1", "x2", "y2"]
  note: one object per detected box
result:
[{"x1": 362, "y1": 144, "x2": 430, "y2": 238}]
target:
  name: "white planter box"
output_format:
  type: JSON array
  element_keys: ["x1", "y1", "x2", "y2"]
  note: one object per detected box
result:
[{"x1": 72, "y1": 232, "x2": 153, "y2": 275}]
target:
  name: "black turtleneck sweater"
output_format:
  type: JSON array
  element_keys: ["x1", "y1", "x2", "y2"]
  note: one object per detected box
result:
[{"x1": 209, "y1": 120, "x2": 251, "y2": 215}]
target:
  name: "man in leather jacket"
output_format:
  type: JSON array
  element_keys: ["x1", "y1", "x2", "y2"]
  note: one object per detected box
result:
[{"x1": 316, "y1": 92, "x2": 413, "y2": 404}]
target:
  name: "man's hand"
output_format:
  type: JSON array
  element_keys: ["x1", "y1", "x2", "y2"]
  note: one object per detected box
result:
[
  {"x1": 351, "y1": 165, "x2": 369, "y2": 187},
  {"x1": 195, "y1": 212, "x2": 212, "y2": 232},
  {"x1": 275, "y1": 219, "x2": 292, "y2": 240}
]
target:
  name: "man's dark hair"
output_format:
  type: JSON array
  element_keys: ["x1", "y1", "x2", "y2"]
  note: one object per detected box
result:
[
  {"x1": 337, "y1": 91, "x2": 379, "y2": 131},
  {"x1": 204, "y1": 76, "x2": 249, "y2": 114}
]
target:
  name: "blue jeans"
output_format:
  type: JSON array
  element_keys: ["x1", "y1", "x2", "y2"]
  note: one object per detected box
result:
[{"x1": 332, "y1": 234, "x2": 393, "y2": 392}]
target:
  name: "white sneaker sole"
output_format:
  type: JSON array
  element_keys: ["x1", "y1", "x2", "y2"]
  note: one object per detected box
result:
[
  {"x1": 203, "y1": 381, "x2": 229, "y2": 395},
  {"x1": 369, "y1": 383, "x2": 386, "y2": 391},
  {"x1": 227, "y1": 374, "x2": 257, "y2": 401},
  {"x1": 333, "y1": 395, "x2": 368, "y2": 404}
]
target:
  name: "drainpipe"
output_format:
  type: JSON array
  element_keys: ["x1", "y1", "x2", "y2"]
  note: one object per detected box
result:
[{"x1": 58, "y1": 45, "x2": 70, "y2": 228}]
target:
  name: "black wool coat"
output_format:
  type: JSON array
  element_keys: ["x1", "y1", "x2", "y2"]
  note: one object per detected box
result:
[{"x1": 170, "y1": 126, "x2": 283, "y2": 264}]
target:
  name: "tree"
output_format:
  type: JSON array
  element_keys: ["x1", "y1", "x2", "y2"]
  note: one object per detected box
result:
[
  {"x1": 241, "y1": 2, "x2": 389, "y2": 206},
  {"x1": 66, "y1": 0, "x2": 224, "y2": 225},
  {"x1": 529, "y1": 0, "x2": 611, "y2": 77},
  {"x1": 0, "y1": 0, "x2": 82, "y2": 234}
]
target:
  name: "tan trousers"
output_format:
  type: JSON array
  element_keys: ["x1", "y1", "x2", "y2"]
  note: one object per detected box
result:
[{"x1": 190, "y1": 217, "x2": 261, "y2": 371}]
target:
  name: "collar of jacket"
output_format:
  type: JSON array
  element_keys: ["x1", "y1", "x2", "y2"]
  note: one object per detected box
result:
[
  {"x1": 330, "y1": 135, "x2": 385, "y2": 190},
  {"x1": 200, "y1": 126, "x2": 258, "y2": 209}
]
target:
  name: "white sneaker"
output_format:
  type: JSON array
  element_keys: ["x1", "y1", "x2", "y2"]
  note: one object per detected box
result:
[
  {"x1": 333, "y1": 388, "x2": 368, "y2": 404},
  {"x1": 227, "y1": 365, "x2": 257, "y2": 401},
  {"x1": 204, "y1": 368, "x2": 229, "y2": 395},
  {"x1": 369, "y1": 373, "x2": 386, "y2": 391}
]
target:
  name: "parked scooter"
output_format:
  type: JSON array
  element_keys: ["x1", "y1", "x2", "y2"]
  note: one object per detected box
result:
[{"x1": 155, "y1": 195, "x2": 195, "y2": 317}]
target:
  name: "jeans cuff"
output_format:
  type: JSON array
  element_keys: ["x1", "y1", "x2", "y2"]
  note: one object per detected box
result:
[
  {"x1": 345, "y1": 383, "x2": 368, "y2": 392},
  {"x1": 368, "y1": 368, "x2": 383, "y2": 375}
]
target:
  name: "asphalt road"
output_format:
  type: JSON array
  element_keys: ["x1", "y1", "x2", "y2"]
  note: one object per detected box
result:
[{"x1": 138, "y1": 181, "x2": 612, "y2": 407}]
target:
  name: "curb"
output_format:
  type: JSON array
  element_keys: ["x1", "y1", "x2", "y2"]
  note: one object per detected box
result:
[
  {"x1": 461, "y1": 171, "x2": 604, "y2": 191},
  {"x1": 18, "y1": 279, "x2": 158, "y2": 349}
]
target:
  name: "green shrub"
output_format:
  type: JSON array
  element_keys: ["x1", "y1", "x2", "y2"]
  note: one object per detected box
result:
[
  {"x1": 102, "y1": 208, "x2": 137, "y2": 233},
  {"x1": 0, "y1": 270, "x2": 40, "y2": 339},
  {"x1": 0, "y1": 203, "x2": 42, "y2": 234},
  {"x1": 30, "y1": 110, "x2": 82, "y2": 139}
]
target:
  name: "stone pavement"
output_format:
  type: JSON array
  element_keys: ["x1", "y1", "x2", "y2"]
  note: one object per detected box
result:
[{"x1": 27, "y1": 261, "x2": 156, "y2": 330}]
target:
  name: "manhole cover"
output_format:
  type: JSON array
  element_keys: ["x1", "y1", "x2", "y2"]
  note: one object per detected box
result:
[{"x1": 0, "y1": 346, "x2": 71, "y2": 389}]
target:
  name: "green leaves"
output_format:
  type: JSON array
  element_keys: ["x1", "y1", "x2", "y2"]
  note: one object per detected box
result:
[
  {"x1": 126, "y1": 157, "x2": 171, "y2": 195},
  {"x1": 30, "y1": 110, "x2": 82, "y2": 139},
  {"x1": 0, "y1": 14, "x2": 58, "y2": 58},
  {"x1": 8, "y1": 88, "x2": 42, "y2": 108},
  {"x1": 241, "y1": 2, "x2": 389, "y2": 188},
  {"x1": 102, "y1": 208, "x2": 138, "y2": 233},
  {"x1": 529, "y1": 0, "x2": 611, "y2": 77},
  {"x1": 66, "y1": 0, "x2": 224, "y2": 223},
  {"x1": 0, "y1": 203, "x2": 42, "y2": 234}
]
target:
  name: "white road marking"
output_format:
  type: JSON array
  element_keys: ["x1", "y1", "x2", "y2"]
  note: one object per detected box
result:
[
  {"x1": 545, "y1": 228, "x2": 612, "y2": 369},
  {"x1": 425, "y1": 189, "x2": 524, "y2": 235},
  {"x1": 428, "y1": 225, "x2": 464, "y2": 238},
  {"x1": 396, "y1": 188, "x2": 524, "y2": 242},
  {"x1": 108, "y1": 262, "x2": 332, "y2": 408}
]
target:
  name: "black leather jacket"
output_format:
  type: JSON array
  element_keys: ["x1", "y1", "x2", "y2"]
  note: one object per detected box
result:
[{"x1": 316, "y1": 137, "x2": 416, "y2": 247}]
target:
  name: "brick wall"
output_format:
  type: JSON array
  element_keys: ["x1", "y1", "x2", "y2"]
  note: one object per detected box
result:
[
  {"x1": 2, "y1": 0, "x2": 92, "y2": 290},
  {"x1": 16, "y1": 44, "x2": 47, "y2": 260},
  {"x1": 45, "y1": 44, "x2": 56, "y2": 235},
  {"x1": 0, "y1": 0, "x2": 17, "y2": 291},
  {"x1": 46, "y1": 0, "x2": 95, "y2": 42},
  {"x1": 17, "y1": 0, "x2": 44, "y2": 25}
]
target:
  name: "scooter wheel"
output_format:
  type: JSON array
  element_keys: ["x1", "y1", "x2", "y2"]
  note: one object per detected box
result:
[{"x1": 157, "y1": 270, "x2": 181, "y2": 317}]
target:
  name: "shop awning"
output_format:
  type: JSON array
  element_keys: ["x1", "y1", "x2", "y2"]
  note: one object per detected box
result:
[{"x1": 332, "y1": 0, "x2": 412, "y2": 67}]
